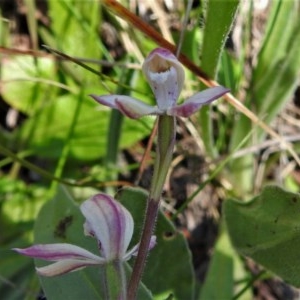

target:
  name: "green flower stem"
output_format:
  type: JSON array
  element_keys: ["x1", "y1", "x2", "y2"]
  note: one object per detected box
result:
[
  {"x1": 150, "y1": 115, "x2": 176, "y2": 200},
  {"x1": 127, "y1": 115, "x2": 176, "y2": 299},
  {"x1": 102, "y1": 260, "x2": 127, "y2": 300}
]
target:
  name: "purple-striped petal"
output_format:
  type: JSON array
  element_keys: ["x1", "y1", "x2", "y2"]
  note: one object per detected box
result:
[
  {"x1": 90, "y1": 94, "x2": 159, "y2": 119},
  {"x1": 142, "y1": 48, "x2": 185, "y2": 111},
  {"x1": 80, "y1": 194, "x2": 134, "y2": 261},
  {"x1": 13, "y1": 244, "x2": 104, "y2": 263},
  {"x1": 168, "y1": 86, "x2": 230, "y2": 117}
]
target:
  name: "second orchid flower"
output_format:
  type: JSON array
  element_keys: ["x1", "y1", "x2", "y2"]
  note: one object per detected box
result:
[{"x1": 13, "y1": 193, "x2": 156, "y2": 277}]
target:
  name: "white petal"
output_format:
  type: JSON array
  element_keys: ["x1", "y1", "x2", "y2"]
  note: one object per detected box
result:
[
  {"x1": 80, "y1": 194, "x2": 134, "y2": 261},
  {"x1": 123, "y1": 235, "x2": 157, "y2": 261},
  {"x1": 90, "y1": 94, "x2": 159, "y2": 118},
  {"x1": 36, "y1": 258, "x2": 102, "y2": 277},
  {"x1": 168, "y1": 86, "x2": 229, "y2": 117}
]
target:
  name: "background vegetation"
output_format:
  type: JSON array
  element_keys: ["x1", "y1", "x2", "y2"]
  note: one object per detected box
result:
[{"x1": 1, "y1": 0, "x2": 300, "y2": 299}]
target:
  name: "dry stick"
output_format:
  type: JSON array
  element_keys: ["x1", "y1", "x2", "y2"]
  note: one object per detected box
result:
[
  {"x1": 0, "y1": 46, "x2": 140, "y2": 69},
  {"x1": 134, "y1": 119, "x2": 158, "y2": 186},
  {"x1": 102, "y1": 0, "x2": 300, "y2": 167}
]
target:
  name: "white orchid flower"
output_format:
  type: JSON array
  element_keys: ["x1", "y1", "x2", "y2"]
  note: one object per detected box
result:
[
  {"x1": 13, "y1": 194, "x2": 156, "y2": 277},
  {"x1": 90, "y1": 47, "x2": 229, "y2": 118}
]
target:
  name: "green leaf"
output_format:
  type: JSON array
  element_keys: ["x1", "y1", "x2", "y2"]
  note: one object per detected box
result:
[
  {"x1": 199, "y1": 230, "x2": 234, "y2": 300},
  {"x1": 1, "y1": 56, "x2": 60, "y2": 115},
  {"x1": 224, "y1": 185, "x2": 300, "y2": 287},
  {"x1": 39, "y1": 0, "x2": 108, "y2": 83},
  {"x1": 201, "y1": 0, "x2": 239, "y2": 78},
  {"x1": 252, "y1": 0, "x2": 300, "y2": 127},
  {"x1": 227, "y1": 2, "x2": 300, "y2": 193},
  {"x1": 199, "y1": 0, "x2": 239, "y2": 157},
  {"x1": 0, "y1": 248, "x2": 38, "y2": 300},
  {"x1": 0, "y1": 178, "x2": 45, "y2": 299},
  {"x1": 16, "y1": 94, "x2": 152, "y2": 161},
  {"x1": 117, "y1": 187, "x2": 195, "y2": 300},
  {"x1": 253, "y1": 0, "x2": 299, "y2": 82}
]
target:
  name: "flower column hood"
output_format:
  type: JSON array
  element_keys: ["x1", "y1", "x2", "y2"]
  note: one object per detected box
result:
[{"x1": 142, "y1": 48, "x2": 185, "y2": 112}]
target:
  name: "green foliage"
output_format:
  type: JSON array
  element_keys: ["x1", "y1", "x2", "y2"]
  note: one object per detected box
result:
[
  {"x1": 0, "y1": 177, "x2": 46, "y2": 299},
  {"x1": 229, "y1": 0, "x2": 300, "y2": 192},
  {"x1": 252, "y1": 1, "x2": 300, "y2": 128},
  {"x1": 199, "y1": 230, "x2": 234, "y2": 300},
  {"x1": 1, "y1": 0, "x2": 300, "y2": 298},
  {"x1": 224, "y1": 186, "x2": 300, "y2": 287},
  {"x1": 14, "y1": 93, "x2": 151, "y2": 161},
  {"x1": 199, "y1": 0, "x2": 239, "y2": 157},
  {"x1": 0, "y1": 250, "x2": 38, "y2": 300},
  {"x1": 199, "y1": 226, "x2": 253, "y2": 300}
]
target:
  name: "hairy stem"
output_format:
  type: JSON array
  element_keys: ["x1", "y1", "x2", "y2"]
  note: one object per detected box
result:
[{"x1": 127, "y1": 115, "x2": 176, "y2": 299}]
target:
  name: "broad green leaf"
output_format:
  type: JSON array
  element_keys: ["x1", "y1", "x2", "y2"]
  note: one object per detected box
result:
[
  {"x1": 199, "y1": 225, "x2": 253, "y2": 300},
  {"x1": 0, "y1": 177, "x2": 46, "y2": 225},
  {"x1": 15, "y1": 94, "x2": 153, "y2": 161},
  {"x1": 0, "y1": 176, "x2": 47, "y2": 299},
  {"x1": 224, "y1": 185, "x2": 300, "y2": 287},
  {"x1": 0, "y1": 178, "x2": 47, "y2": 299},
  {"x1": 117, "y1": 187, "x2": 195, "y2": 300},
  {"x1": 39, "y1": 0, "x2": 107, "y2": 83},
  {"x1": 46, "y1": 0, "x2": 103, "y2": 59},
  {"x1": 199, "y1": 230, "x2": 234, "y2": 300},
  {"x1": 1, "y1": 56, "x2": 61, "y2": 115},
  {"x1": 33, "y1": 186, "x2": 152, "y2": 300}
]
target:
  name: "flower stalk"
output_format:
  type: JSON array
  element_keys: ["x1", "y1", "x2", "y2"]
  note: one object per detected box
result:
[
  {"x1": 102, "y1": 259, "x2": 126, "y2": 300},
  {"x1": 127, "y1": 115, "x2": 176, "y2": 299},
  {"x1": 150, "y1": 115, "x2": 176, "y2": 201}
]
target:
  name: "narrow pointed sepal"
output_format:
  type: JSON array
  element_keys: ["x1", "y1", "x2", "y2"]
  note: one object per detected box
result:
[
  {"x1": 13, "y1": 244, "x2": 105, "y2": 277},
  {"x1": 90, "y1": 94, "x2": 159, "y2": 119},
  {"x1": 123, "y1": 235, "x2": 157, "y2": 261},
  {"x1": 168, "y1": 86, "x2": 230, "y2": 117}
]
